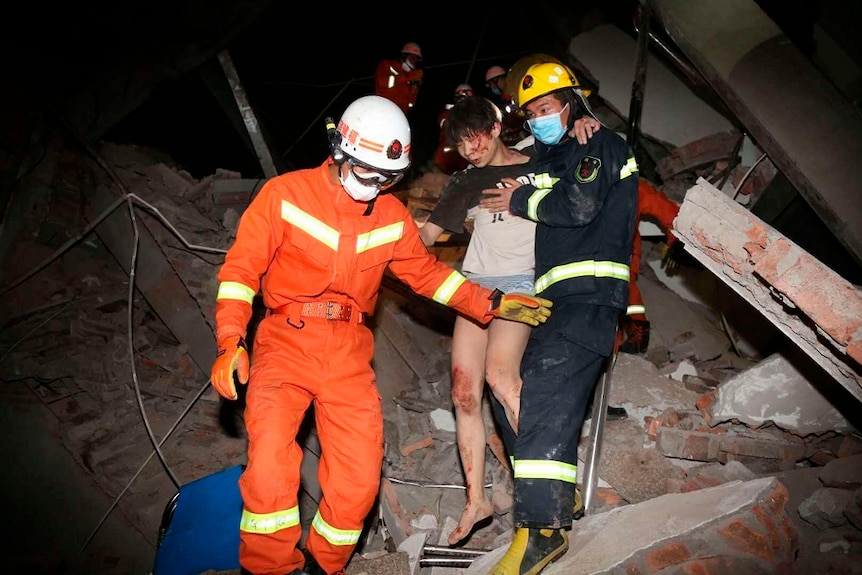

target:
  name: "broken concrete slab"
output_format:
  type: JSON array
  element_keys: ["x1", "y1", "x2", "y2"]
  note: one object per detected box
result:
[
  {"x1": 466, "y1": 477, "x2": 796, "y2": 575},
  {"x1": 707, "y1": 351, "x2": 857, "y2": 435},
  {"x1": 674, "y1": 177, "x2": 862, "y2": 402},
  {"x1": 608, "y1": 353, "x2": 703, "y2": 434}
]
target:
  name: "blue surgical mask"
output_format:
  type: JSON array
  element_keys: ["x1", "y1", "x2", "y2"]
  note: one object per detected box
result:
[
  {"x1": 490, "y1": 85, "x2": 502, "y2": 96},
  {"x1": 527, "y1": 103, "x2": 569, "y2": 145}
]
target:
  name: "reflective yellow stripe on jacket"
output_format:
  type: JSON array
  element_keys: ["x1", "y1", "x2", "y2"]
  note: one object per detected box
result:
[
  {"x1": 217, "y1": 281, "x2": 257, "y2": 304},
  {"x1": 534, "y1": 260, "x2": 630, "y2": 294},
  {"x1": 217, "y1": 201, "x2": 408, "y2": 304},
  {"x1": 432, "y1": 270, "x2": 468, "y2": 306}
]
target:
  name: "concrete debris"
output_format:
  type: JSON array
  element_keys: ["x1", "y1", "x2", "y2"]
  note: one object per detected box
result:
[{"x1": 2, "y1": 136, "x2": 861, "y2": 574}]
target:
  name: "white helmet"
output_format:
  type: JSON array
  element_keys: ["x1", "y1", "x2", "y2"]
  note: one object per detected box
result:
[{"x1": 337, "y1": 95, "x2": 411, "y2": 173}]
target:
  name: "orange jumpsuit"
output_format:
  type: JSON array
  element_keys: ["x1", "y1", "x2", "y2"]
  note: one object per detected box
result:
[
  {"x1": 628, "y1": 179, "x2": 679, "y2": 321},
  {"x1": 215, "y1": 158, "x2": 498, "y2": 575},
  {"x1": 374, "y1": 58, "x2": 423, "y2": 115}
]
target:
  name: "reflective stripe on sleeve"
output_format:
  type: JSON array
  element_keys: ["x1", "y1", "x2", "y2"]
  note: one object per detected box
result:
[
  {"x1": 534, "y1": 260, "x2": 630, "y2": 294},
  {"x1": 620, "y1": 156, "x2": 638, "y2": 180},
  {"x1": 217, "y1": 281, "x2": 257, "y2": 304},
  {"x1": 311, "y1": 511, "x2": 362, "y2": 546},
  {"x1": 627, "y1": 304, "x2": 646, "y2": 316},
  {"x1": 432, "y1": 270, "x2": 467, "y2": 305},
  {"x1": 357, "y1": 222, "x2": 404, "y2": 254},
  {"x1": 514, "y1": 459, "x2": 578, "y2": 484},
  {"x1": 526, "y1": 187, "x2": 553, "y2": 221},
  {"x1": 240, "y1": 506, "x2": 300, "y2": 534},
  {"x1": 281, "y1": 200, "x2": 340, "y2": 251}
]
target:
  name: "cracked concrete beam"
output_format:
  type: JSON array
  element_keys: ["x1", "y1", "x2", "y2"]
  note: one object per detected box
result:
[{"x1": 674, "y1": 178, "x2": 862, "y2": 403}]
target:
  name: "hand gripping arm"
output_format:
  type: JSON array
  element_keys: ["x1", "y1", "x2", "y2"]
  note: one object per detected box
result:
[{"x1": 489, "y1": 290, "x2": 553, "y2": 326}]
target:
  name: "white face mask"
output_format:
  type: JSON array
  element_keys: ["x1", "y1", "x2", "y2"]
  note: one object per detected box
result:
[
  {"x1": 401, "y1": 59, "x2": 415, "y2": 73},
  {"x1": 339, "y1": 166, "x2": 381, "y2": 202}
]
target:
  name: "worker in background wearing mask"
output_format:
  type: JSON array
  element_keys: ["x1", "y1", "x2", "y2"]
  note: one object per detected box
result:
[
  {"x1": 484, "y1": 65, "x2": 528, "y2": 146},
  {"x1": 480, "y1": 62, "x2": 638, "y2": 575},
  {"x1": 375, "y1": 42, "x2": 424, "y2": 115},
  {"x1": 209, "y1": 94, "x2": 553, "y2": 575}
]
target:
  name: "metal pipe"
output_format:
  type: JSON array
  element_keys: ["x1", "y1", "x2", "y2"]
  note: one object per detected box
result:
[
  {"x1": 423, "y1": 545, "x2": 488, "y2": 557},
  {"x1": 419, "y1": 557, "x2": 475, "y2": 567},
  {"x1": 581, "y1": 347, "x2": 618, "y2": 515}
]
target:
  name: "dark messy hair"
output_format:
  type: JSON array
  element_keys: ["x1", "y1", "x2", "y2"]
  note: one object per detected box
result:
[{"x1": 444, "y1": 96, "x2": 502, "y2": 145}]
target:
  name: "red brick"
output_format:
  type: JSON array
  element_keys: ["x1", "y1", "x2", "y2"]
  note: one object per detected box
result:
[
  {"x1": 679, "y1": 556, "x2": 732, "y2": 575},
  {"x1": 720, "y1": 518, "x2": 771, "y2": 562},
  {"x1": 645, "y1": 541, "x2": 691, "y2": 571}
]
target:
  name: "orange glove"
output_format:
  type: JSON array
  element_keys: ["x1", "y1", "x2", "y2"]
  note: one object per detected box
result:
[
  {"x1": 489, "y1": 290, "x2": 553, "y2": 326},
  {"x1": 210, "y1": 335, "x2": 249, "y2": 400}
]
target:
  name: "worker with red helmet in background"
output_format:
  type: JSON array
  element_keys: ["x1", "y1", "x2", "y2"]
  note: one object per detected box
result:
[
  {"x1": 433, "y1": 83, "x2": 475, "y2": 174},
  {"x1": 484, "y1": 65, "x2": 529, "y2": 146},
  {"x1": 209, "y1": 94, "x2": 552, "y2": 575},
  {"x1": 375, "y1": 42, "x2": 424, "y2": 115},
  {"x1": 620, "y1": 179, "x2": 680, "y2": 354}
]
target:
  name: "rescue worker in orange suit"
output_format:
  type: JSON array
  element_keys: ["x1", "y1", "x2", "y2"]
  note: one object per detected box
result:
[
  {"x1": 484, "y1": 65, "x2": 528, "y2": 146},
  {"x1": 433, "y1": 83, "x2": 474, "y2": 175},
  {"x1": 620, "y1": 178, "x2": 680, "y2": 354},
  {"x1": 209, "y1": 95, "x2": 552, "y2": 575},
  {"x1": 374, "y1": 42, "x2": 424, "y2": 116},
  {"x1": 480, "y1": 62, "x2": 638, "y2": 575}
]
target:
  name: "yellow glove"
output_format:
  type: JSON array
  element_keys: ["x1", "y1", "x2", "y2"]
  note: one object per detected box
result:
[
  {"x1": 490, "y1": 290, "x2": 553, "y2": 326},
  {"x1": 210, "y1": 335, "x2": 249, "y2": 400}
]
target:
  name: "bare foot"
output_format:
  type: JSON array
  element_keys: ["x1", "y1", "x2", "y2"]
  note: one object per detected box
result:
[{"x1": 447, "y1": 497, "x2": 494, "y2": 545}]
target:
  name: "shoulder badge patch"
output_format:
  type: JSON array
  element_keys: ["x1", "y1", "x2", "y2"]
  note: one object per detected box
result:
[{"x1": 575, "y1": 156, "x2": 601, "y2": 183}]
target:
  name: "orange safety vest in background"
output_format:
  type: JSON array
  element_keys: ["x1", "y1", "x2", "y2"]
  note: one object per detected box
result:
[
  {"x1": 628, "y1": 178, "x2": 680, "y2": 319},
  {"x1": 214, "y1": 158, "x2": 495, "y2": 575},
  {"x1": 374, "y1": 58, "x2": 423, "y2": 115}
]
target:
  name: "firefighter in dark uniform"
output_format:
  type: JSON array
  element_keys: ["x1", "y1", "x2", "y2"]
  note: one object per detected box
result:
[{"x1": 480, "y1": 61, "x2": 639, "y2": 575}]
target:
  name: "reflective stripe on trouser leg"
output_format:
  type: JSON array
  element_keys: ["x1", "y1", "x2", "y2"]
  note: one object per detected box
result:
[
  {"x1": 305, "y1": 319, "x2": 383, "y2": 574},
  {"x1": 513, "y1": 330, "x2": 605, "y2": 528}
]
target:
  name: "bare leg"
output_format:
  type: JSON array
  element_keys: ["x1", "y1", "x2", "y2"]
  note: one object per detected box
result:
[
  {"x1": 448, "y1": 316, "x2": 494, "y2": 545},
  {"x1": 484, "y1": 318, "x2": 531, "y2": 434}
]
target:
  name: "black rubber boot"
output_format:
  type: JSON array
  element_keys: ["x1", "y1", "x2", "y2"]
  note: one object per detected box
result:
[{"x1": 491, "y1": 527, "x2": 569, "y2": 574}]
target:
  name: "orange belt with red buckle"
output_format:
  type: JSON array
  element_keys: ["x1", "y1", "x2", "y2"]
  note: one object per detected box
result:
[{"x1": 271, "y1": 301, "x2": 363, "y2": 324}]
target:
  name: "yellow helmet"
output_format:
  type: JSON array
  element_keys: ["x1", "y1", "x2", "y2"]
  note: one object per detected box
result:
[{"x1": 517, "y1": 61, "x2": 591, "y2": 108}]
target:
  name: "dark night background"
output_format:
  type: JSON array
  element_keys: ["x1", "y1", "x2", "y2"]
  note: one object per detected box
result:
[{"x1": 1, "y1": 0, "x2": 848, "y2": 182}]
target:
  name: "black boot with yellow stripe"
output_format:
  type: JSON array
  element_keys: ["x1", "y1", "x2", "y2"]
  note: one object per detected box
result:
[{"x1": 491, "y1": 527, "x2": 569, "y2": 575}]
